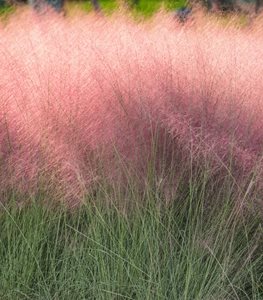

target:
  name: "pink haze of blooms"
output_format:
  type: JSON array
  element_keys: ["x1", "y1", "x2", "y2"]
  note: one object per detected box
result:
[{"x1": 0, "y1": 11, "x2": 263, "y2": 204}]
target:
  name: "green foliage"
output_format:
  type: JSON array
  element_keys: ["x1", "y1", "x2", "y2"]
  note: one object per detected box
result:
[
  {"x1": 132, "y1": 0, "x2": 163, "y2": 17},
  {"x1": 65, "y1": 0, "x2": 188, "y2": 17},
  {"x1": 0, "y1": 171, "x2": 262, "y2": 299},
  {"x1": 165, "y1": 0, "x2": 188, "y2": 10},
  {"x1": 0, "y1": 4, "x2": 14, "y2": 17},
  {"x1": 130, "y1": 0, "x2": 188, "y2": 16},
  {"x1": 99, "y1": 0, "x2": 118, "y2": 12}
]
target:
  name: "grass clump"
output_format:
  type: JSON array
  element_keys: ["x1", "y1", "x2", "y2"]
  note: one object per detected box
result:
[
  {"x1": 0, "y1": 168, "x2": 262, "y2": 299},
  {"x1": 0, "y1": 10, "x2": 263, "y2": 299}
]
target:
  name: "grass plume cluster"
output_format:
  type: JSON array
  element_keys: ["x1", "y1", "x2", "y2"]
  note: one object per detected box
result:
[
  {"x1": 0, "y1": 10, "x2": 263, "y2": 299},
  {"x1": 0, "y1": 11, "x2": 263, "y2": 205}
]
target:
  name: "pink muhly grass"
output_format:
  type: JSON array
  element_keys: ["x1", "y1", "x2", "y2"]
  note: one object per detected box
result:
[{"x1": 0, "y1": 10, "x2": 263, "y2": 205}]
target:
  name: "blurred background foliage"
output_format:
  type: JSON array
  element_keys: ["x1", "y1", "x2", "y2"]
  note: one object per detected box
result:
[{"x1": 0, "y1": 0, "x2": 261, "y2": 19}]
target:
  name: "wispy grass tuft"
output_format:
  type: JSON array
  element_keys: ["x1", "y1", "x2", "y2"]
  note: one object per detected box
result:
[
  {"x1": 0, "y1": 11, "x2": 263, "y2": 206},
  {"x1": 0, "y1": 10, "x2": 262, "y2": 297}
]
